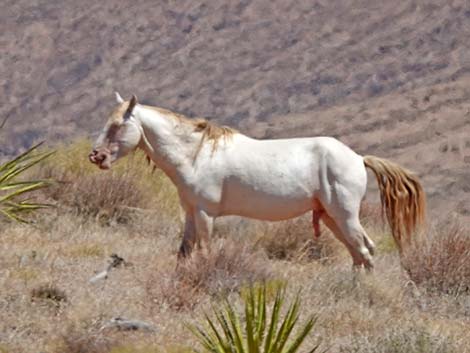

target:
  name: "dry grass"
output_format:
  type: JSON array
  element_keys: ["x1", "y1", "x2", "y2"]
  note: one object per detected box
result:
[
  {"x1": 31, "y1": 283, "x2": 68, "y2": 305},
  {"x1": 340, "y1": 323, "x2": 459, "y2": 353},
  {"x1": 149, "y1": 238, "x2": 273, "y2": 311},
  {"x1": 402, "y1": 220, "x2": 470, "y2": 296},
  {"x1": 253, "y1": 216, "x2": 339, "y2": 264},
  {"x1": 31, "y1": 139, "x2": 180, "y2": 224},
  {"x1": 1, "y1": 140, "x2": 470, "y2": 352}
]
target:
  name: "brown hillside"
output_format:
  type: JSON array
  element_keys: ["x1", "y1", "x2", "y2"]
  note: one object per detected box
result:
[{"x1": 1, "y1": 0, "x2": 469, "y2": 220}]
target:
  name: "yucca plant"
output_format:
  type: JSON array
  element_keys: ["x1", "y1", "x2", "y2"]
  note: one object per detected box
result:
[
  {"x1": 0, "y1": 131, "x2": 54, "y2": 222},
  {"x1": 188, "y1": 284, "x2": 320, "y2": 353}
]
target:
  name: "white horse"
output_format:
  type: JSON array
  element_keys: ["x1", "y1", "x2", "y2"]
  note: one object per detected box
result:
[{"x1": 89, "y1": 93, "x2": 426, "y2": 269}]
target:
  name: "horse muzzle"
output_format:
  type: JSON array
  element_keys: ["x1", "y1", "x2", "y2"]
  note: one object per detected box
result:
[{"x1": 89, "y1": 148, "x2": 112, "y2": 170}]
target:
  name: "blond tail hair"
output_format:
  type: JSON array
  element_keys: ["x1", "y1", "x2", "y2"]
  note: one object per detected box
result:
[{"x1": 363, "y1": 155, "x2": 426, "y2": 250}]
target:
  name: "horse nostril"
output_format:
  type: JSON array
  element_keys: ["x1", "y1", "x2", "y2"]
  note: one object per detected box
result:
[{"x1": 89, "y1": 150, "x2": 98, "y2": 163}]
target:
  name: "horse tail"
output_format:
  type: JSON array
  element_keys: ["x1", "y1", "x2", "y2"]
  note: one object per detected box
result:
[{"x1": 363, "y1": 155, "x2": 426, "y2": 251}]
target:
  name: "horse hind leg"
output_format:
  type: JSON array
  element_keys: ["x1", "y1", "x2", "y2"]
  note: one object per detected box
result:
[
  {"x1": 321, "y1": 213, "x2": 368, "y2": 268},
  {"x1": 312, "y1": 210, "x2": 324, "y2": 238},
  {"x1": 362, "y1": 232, "x2": 375, "y2": 256},
  {"x1": 337, "y1": 216, "x2": 374, "y2": 270},
  {"x1": 312, "y1": 199, "x2": 324, "y2": 238}
]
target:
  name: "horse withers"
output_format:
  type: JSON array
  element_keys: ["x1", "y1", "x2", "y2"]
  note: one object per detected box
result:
[{"x1": 90, "y1": 93, "x2": 426, "y2": 270}]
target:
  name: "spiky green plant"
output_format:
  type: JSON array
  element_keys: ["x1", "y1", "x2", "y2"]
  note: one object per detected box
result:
[
  {"x1": 0, "y1": 141, "x2": 54, "y2": 222},
  {"x1": 189, "y1": 284, "x2": 320, "y2": 353}
]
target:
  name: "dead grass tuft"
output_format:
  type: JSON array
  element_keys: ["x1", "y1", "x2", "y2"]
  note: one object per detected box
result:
[
  {"x1": 53, "y1": 326, "x2": 115, "y2": 353},
  {"x1": 67, "y1": 243, "x2": 105, "y2": 258},
  {"x1": 53, "y1": 173, "x2": 144, "y2": 224},
  {"x1": 149, "y1": 239, "x2": 273, "y2": 310},
  {"x1": 31, "y1": 283, "x2": 67, "y2": 305},
  {"x1": 402, "y1": 220, "x2": 470, "y2": 296}
]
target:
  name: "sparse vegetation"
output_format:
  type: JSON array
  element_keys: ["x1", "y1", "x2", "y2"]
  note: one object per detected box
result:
[
  {"x1": 33, "y1": 140, "x2": 180, "y2": 224},
  {"x1": 1, "y1": 139, "x2": 470, "y2": 353},
  {"x1": 341, "y1": 324, "x2": 458, "y2": 353},
  {"x1": 149, "y1": 239, "x2": 273, "y2": 311},
  {"x1": 402, "y1": 220, "x2": 470, "y2": 296}
]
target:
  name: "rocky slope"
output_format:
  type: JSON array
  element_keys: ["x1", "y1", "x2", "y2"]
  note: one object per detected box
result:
[{"x1": 1, "y1": 0, "x2": 470, "y2": 220}]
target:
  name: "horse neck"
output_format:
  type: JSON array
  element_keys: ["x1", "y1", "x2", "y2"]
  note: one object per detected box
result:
[{"x1": 135, "y1": 106, "x2": 197, "y2": 185}]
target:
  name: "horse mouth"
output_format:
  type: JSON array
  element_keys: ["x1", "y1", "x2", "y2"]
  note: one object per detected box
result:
[{"x1": 89, "y1": 149, "x2": 112, "y2": 170}]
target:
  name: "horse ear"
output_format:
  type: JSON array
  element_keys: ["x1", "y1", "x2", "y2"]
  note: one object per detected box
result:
[
  {"x1": 115, "y1": 92, "x2": 124, "y2": 104},
  {"x1": 124, "y1": 95, "x2": 138, "y2": 120},
  {"x1": 128, "y1": 94, "x2": 138, "y2": 111}
]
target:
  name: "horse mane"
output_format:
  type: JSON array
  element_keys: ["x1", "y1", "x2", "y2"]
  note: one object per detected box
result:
[
  {"x1": 143, "y1": 104, "x2": 236, "y2": 161},
  {"x1": 192, "y1": 118, "x2": 236, "y2": 145}
]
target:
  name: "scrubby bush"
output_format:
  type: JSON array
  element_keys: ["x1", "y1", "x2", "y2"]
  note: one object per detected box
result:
[
  {"x1": 31, "y1": 139, "x2": 179, "y2": 224},
  {"x1": 148, "y1": 239, "x2": 273, "y2": 310},
  {"x1": 401, "y1": 220, "x2": 470, "y2": 296}
]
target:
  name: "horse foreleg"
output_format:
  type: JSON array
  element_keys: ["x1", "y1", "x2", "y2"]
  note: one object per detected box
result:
[{"x1": 178, "y1": 213, "x2": 197, "y2": 259}]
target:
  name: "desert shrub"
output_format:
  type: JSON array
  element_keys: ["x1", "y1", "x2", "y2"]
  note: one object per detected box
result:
[
  {"x1": 149, "y1": 239, "x2": 273, "y2": 310},
  {"x1": 31, "y1": 139, "x2": 179, "y2": 223},
  {"x1": 255, "y1": 216, "x2": 337, "y2": 263},
  {"x1": 401, "y1": 220, "x2": 470, "y2": 296},
  {"x1": 189, "y1": 283, "x2": 320, "y2": 353},
  {"x1": 50, "y1": 172, "x2": 145, "y2": 223}
]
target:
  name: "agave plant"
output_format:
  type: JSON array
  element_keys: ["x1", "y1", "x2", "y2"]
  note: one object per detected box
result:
[
  {"x1": 189, "y1": 284, "x2": 320, "y2": 353},
  {"x1": 0, "y1": 140, "x2": 54, "y2": 223}
]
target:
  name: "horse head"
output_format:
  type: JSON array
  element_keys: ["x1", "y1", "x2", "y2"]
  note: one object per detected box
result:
[{"x1": 89, "y1": 92, "x2": 142, "y2": 169}]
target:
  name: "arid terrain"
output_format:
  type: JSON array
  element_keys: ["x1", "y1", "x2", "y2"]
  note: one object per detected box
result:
[
  {"x1": 1, "y1": 146, "x2": 470, "y2": 353},
  {"x1": 2, "y1": 1, "x2": 470, "y2": 352}
]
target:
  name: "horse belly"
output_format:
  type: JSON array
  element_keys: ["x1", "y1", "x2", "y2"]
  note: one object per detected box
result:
[{"x1": 220, "y1": 186, "x2": 313, "y2": 221}]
